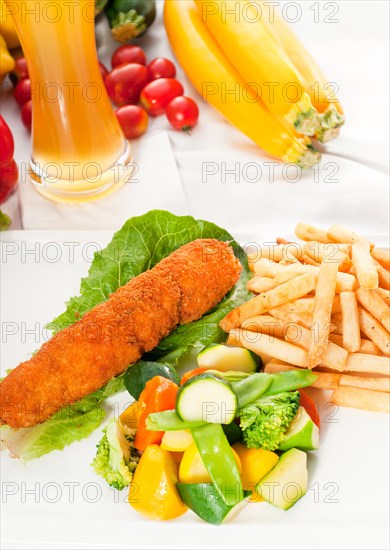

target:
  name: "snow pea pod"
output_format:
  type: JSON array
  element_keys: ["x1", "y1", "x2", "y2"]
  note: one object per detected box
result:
[{"x1": 191, "y1": 423, "x2": 243, "y2": 506}]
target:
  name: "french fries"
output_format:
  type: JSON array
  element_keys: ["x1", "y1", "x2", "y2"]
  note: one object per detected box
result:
[
  {"x1": 241, "y1": 315, "x2": 286, "y2": 339},
  {"x1": 295, "y1": 223, "x2": 330, "y2": 243},
  {"x1": 352, "y1": 241, "x2": 379, "y2": 289},
  {"x1": 376, "y1": 287, "x2": 390, "y2": 306},
  {"x1": 247, "y1": 276, "x2": 276, "y2": 293},
  {"x1": 220, "y1": 273, "x2": 316, "y2": 331},
  {"x1": 340, "y1": 291, "x2": 361, "y2": 352},
  {"x1": 225, "y1": 222, "x2": 390, "y2": 412},
  {"x1": 371, "y1": 248, "x2": 390, "y2": 270},
  {"x1": 327, "y1": 224, "x2": 373, "y2": 248},
  {"x1": 331, "y1": 387, "x2": 389, "y2": 413},
  {"x1": 308, "y1": 260, "x2": 338, "y2": 368},
  {"x1": 345, "y1": 353, "x2": 390, "y2": 375},
  {"x1": 355, "y1": 288, "x2": 390, "y2": 332},
  {"x1": 254, "y1": 259, "x2": 357, "y2": 293},
  {"x1": 329, "y1": 334, "x2": 381, "y2": 355},
  {"x1": 358, "y1": 308, "x2": 390, "y2": 356},
  {"x1": 285, "y1": 325, "x2": 347, "y2": 371},
  {"x1": 303, "y1": 241, "x2": 352, "y2": 272},
  {"x1": 230, "y1": 328, "x2": 308, "y2": 367},
  {"x1": 375, "y1": 261, "x2": 390, "y2": 290}
]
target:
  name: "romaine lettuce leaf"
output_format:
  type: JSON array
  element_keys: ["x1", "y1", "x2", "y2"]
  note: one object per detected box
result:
[{"x1": 1, "y1": 210, "x2": 251, "y2": 460}]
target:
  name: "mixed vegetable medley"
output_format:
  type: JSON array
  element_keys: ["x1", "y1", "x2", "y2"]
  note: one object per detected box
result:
[{"x1": 92, "y1": 344, "x2": 320, "y2": 524}]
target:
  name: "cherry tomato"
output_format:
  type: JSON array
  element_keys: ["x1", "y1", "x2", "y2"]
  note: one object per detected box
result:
[
  {"x1": 21, "y1": 100, "x2": 33, "y2": 132},
  {"x1": 98, "y1": 61, "x2": 109, "y2": 81},
  {"x1": 166, "y1": 96, "x2": 199, "y2": 132},
  {"x1": 147, "y1": 57, "x2": 176, "y2": 80},
  {"x1": 115, "y1": 105, "x2": 148, "y2": 139},
  {"x1": 0, "y1": 116, "x2": 15, "y2": 163},
  {"x1": 14, "y1": 78, "x2": 31, "y2": 108},
  {"x1": 0, "y1": 160, "x2": 19, "y2": 204},
  {"x1": 111, "y1": 45, "x2": 147, "y2": 68},
  {"x1": 10, "y1": 57, "x2": 29, "y2": 86},
  {"x1": 105, "y1": 63, "x2": 149, "y2": 106},
  {"x1": 140, "y1": 78, "x2": 184, "y2": 117}
]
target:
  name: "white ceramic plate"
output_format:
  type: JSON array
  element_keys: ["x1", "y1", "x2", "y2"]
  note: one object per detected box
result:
[{"x1": 1, "y1": 231, "x2": 389, "y2": 550}]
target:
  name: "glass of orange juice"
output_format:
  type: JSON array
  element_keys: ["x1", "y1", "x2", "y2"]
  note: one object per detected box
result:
[{"x1": 6, "y1": 0, "x2": 132, "y2": 203}]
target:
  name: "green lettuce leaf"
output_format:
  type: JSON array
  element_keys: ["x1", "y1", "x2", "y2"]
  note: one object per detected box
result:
[{"x1": 1, "y1": 210, "x2": 251, "y2": 461}]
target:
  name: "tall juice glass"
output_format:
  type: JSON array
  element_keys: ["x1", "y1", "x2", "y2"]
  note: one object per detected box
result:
[{"x1": 6, "y1": 0, "x2": 132, "y2": 202}]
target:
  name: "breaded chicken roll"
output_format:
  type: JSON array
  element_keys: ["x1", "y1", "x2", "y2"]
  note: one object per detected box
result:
[{"x1": 0, "y1": 239, "x2": 241, "y2": 428}]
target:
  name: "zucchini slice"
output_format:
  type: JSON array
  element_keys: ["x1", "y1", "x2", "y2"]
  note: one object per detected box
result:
[
  {"x1": 197, "y1": 343, "x2": 261, "y2": 373},
  {"x1": 177, "y1": 483, "x2": 250, "y2": 525},
  {"x1": 124, "y1": 360, "x2": 179, "y2": 400},
  {"x1": 176, "y1": 373, "x2": 237, "y2": 424}
]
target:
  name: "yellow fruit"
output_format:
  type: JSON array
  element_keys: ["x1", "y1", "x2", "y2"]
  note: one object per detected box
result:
[
  {"x1": 194, "y1": 0, "x2": 320, "y2": 135},
  {"x1": 0, "y1": 1, "x2": 19, "y2": 49},
  {"x1": 164, "y1": 0, "x2": 320, "y2": 168},
  {"x1": 179, "y1": 442, "x2": 242, "y2": 484},
  {"x1": 129, "y1": 445, "x2": 187, "y2": 521},
  {"x1": 258, "y1": 0, "x2": 344, "y2": 142},
  {"x1": 161, "y1": 429, "x2": 193, "y2": 452},
  {"x1": 233, "y1": 442, "x2": 279, "y2": 500},
  {"x1": 0, "y1": 34, "x2": 14, "y2": 81}
]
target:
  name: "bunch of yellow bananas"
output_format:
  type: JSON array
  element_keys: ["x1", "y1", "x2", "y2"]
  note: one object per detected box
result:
[
  {"x1": 164, "y1": 0, "x2": 345, "y2": 168},
  {"x1": 0, "y1": 0, "x2": 20, "y2": 82}
]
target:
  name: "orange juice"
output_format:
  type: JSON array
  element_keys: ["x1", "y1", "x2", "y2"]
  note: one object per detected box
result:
[{"x1": 6, "y1": 0, "x2": 132, "y2": 202}]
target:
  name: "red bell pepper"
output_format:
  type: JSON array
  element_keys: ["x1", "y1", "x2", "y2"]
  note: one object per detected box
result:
[
  {"x1": 134, "y1": 376, "x2": 179, "y2": 452},
  {"x1": 299, "y1": 389, "x2": 320, "y2": 428}
]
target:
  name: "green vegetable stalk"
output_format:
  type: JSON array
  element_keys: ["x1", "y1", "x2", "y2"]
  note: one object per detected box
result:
[
  {"x1": 105, "y1": 0, "x2": 157, "y2": 43},
  {"x1": 191, "y1": 424, "x2": 243, "y2": 506}
]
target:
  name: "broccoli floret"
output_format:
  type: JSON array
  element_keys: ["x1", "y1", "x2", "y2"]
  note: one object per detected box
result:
[
  {"x1": 239, "y1": 391, "x2": 300, "y2": 451},
  {"x1": 91, "y1": 418, "x2": 140, "y2": 490}
]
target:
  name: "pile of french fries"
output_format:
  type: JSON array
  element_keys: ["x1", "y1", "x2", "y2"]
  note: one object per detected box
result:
[{"x1": 221, "y1": 223, "x2": 390, "y2": 413}]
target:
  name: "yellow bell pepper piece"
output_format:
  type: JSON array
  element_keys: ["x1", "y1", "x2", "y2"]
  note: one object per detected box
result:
[
  {"x1": 129, "y1": 445, "x2": 187, "y2": 520},
  {"x1": 161, "y1": 429, "x2": 193, "y2": 452},
  {"x1": 0, "y1": 34, "x2": 14, "y2": 80},
  {"x1": 0, "y1": 1, "x2": 19, "y2": 49},
  {"x1": 233, "y1": 442, "x2": 279, "y2": 502},
  {"x1": 120, "y1": 401, "x2": 143, "y2": 430},
  {"x1": 179, "y1": 442, "x2": 242, "y2": 484}
]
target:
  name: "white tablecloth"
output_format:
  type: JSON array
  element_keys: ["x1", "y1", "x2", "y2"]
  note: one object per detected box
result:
[{"x1": 1, "y1": 0, "x2": 389, "y2": 238}]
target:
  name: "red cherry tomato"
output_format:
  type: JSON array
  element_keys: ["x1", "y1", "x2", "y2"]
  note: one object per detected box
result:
[
  {"x1": 14, "y1": 78, "x2": 31, "y2": 108},
  {"x1": 10, "y1": 57, "x2": 29, "y2": 86},
  {"x1": 166, "y1": 96, "x2": 199, "y2": 132},
  {"x1": 111, "y1": 45, "x2": 147, "y2": 68},
  {"x1": 115, "y1": 105, "x2": 148, "y2": 139},
  {"x1": 147, "y1": 57, "x2": 176, "y2": 80},
  {"x1": 21, "y1": 100, "x2": 33, "y2": 132},
  {"x1": 105, "y1": 63, "x2": 149, "y2": 106},
  {"x1": 298, "y1": 389, "x2": 320, "y2": 428},
  {"x1": 140, "y1": 78, "x2": 184, "y2": 117},
  {"x1": 0, "y1": 160, "x2": 19, "y2": 204},
  {"x1": 98, "y1": 61, "x2": 109, "y2": 81},
  {"x1": 0, "y1": 116, "x2": 15, "y2": 163}
]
